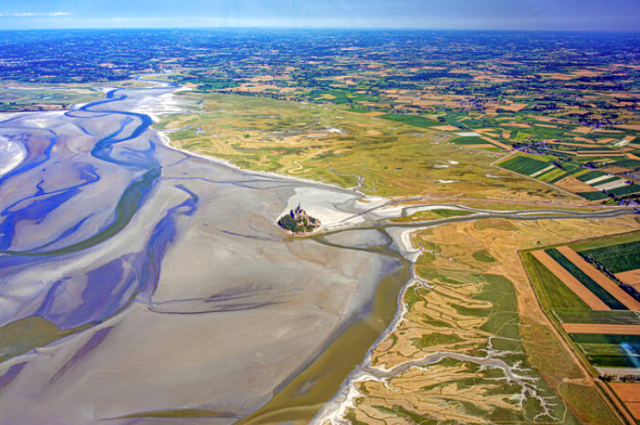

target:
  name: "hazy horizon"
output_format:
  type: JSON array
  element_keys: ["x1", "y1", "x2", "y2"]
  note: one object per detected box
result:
[
  {"x1": 0, "y1": 0, "x2": 639, "y2": 32},
  {"x1": 0, "y1": 26, "x2": 640, "y2": 34}
]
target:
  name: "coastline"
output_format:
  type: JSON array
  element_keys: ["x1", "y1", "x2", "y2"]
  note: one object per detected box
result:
[
  {"x1": 0, "y1": 81, "x2": 417, "y2": 425},
  {"x1": 310, "y1": 225, "x2": 426, "y2": 424}
]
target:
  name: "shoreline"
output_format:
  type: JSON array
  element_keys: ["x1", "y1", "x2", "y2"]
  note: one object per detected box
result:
[
  {"x1": 310, "y1": 224, "x2": 425, "y2": 424},
  {"x1": 155, "y1": 130, "x2": 359, "y2": 194},
  {"x1": 155, "y1": 130, "x2": 384, "y2": 232}
]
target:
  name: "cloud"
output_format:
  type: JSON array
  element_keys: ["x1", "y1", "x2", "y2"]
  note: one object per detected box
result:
[{"x1": 7, "y1": 12, "x2": 71, "y2": 18}]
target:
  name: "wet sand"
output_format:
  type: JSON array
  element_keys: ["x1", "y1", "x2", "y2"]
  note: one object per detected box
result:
[{"x1": 0, "y1": 84, "x2": 402, "y2": 424}]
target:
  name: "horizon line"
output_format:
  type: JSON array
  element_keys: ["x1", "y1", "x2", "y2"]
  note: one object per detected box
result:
[{"x1": 0, "y1": 26, "x2": 639, "y2": 34}]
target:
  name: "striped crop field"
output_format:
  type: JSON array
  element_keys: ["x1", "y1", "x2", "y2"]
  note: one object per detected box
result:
[
  {"x1": 546, "y1": 248, "x2": 627, "y2": 310},
  {"x1": 498, "y1": 155, "x2": 552, "y2": 176}
]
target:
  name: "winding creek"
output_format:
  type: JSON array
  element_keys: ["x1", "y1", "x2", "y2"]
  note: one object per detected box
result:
[{"x1": 0, "y1": 80, "x2": 636, "y2": 424}]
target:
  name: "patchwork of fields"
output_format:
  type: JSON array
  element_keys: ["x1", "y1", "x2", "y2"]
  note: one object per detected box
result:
[
  {"x1": 524, "y1": 231, "x2": 640, "y2": 422},
  {"x1": 498, "y1": 154, "x2": 640, "y2": 201},
  {"x1": 345, "y1": 107, "x2": 640, "y2": 205}
]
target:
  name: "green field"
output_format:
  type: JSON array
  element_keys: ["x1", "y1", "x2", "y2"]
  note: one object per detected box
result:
[
  {"x1": 546, "y1": 248, "x2": 627, "y2": 310},
  {"x1": 571, "y1": 334, "x2": 640, "y2": 345},
  {"x1": 610, "y1": 183, "x2": 640, "y2": 197},
  {"x1": 557, "y1": 311, "x2": 640, "y2": 325},
  {"x1": 570, "y1": 334, "x2": 640, "y2": 368},
  {"x1": 499, "y1": 155, "x2": 552, "y2": 176},
  {"x1": 579, "y1": 240, "x2": 640, "y2": 274},
  {"x1": 380, "y1": 113, "x2": 441, "y2": 128},
  {"x1": 577, "y1": 171, "x2": 608, "y2": 182},
  {"x1": 524, "y1": 253, "x2": 591, "y2": 313},
  {"x1": 538, "y1": 167, "x2": 567, "y2": 182},
  {"x1": 346, "y1": 107, "x2": 371, "y2": 114},
  {"x1": 610, "y1": 159, "x2": 640, "y2": 169},
  {"x1": 576, "y1": 191, "x2": 610, "y2": 201},
  {"x1": 451, "y1": 136, "x2": 488, "y2": 145},
  {"x1": 549, "y1": 166, "x2": 583, "y2": 184}
]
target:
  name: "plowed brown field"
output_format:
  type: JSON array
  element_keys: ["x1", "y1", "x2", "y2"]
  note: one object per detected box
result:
[
  {"x1": 616, "y1": 269, "x2": 640, "y2": 288},
  {"x1": 610, "y1": 383, "x2": 640, "y2": 419},
  {"x1": 554, "y1": 176, "x2": 597, "y2": 193}
]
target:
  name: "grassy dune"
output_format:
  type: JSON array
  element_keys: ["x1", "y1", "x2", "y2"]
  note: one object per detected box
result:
[
  {"x1": 155, "y1": 92, "x2": 573, "y2": 201},
  {"x1": 0, "y1": 87, "x2": 103, "y2": 112}
]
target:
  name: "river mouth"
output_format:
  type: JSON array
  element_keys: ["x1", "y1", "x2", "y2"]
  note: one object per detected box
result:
[{"x1": 236, "y1": 229, "x2": 411, "y2": 425}]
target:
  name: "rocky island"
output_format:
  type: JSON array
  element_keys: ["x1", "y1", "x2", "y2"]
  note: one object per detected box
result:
[{"x1": 278, "y1": 205, "x2": 321, "y2": 235}]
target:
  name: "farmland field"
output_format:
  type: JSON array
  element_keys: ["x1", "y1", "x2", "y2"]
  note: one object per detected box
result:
[
  {"x1": 380, "y1": 113, "x2": 440, "y2": 128},
  {"x1": 546, "y1": 248, "x2": 627, "y2": 310},
  {"x1": 498, "y1": 155, "x2": 552, "y2": 176},
  {"x1": 577, "y1": 171, "x2": 608, "y2": 182},
  {"x1": 580, "y1": 240, "x2": 640, "y2": 274},
  {"x1": 576, "y1": 191, "x2": 610, "y2": 201},
  {"x1": 570, "y1": 334, "x2": 640, "y2": 368},
  {"x1": 524, "y1": 253, "x2": 592, "y2": 313},
  {"x1": 451, "y1": 136, "x2": 488, "y2": 145},
  {"x1": 558, "y1": 312, "x2": 640, "y2": 326},
  {"x1": 610, "y1": 184, "x2": 640, "y2": 197},
  {"x1": 538, "y1": 167, "x2": 567, "y2": 182}
]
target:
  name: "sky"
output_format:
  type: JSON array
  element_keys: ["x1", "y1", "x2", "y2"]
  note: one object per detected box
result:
[{"x1": 0, "y1": 0, "x2": 639, "y2": 31}]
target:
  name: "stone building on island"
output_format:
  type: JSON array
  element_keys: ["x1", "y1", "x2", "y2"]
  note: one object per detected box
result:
[{"x1": 277, "y1": 205, "x2": 321, "y2": 235}]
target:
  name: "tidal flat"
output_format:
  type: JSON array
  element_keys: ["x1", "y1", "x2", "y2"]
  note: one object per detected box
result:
[{"x1": 0, "y1": 84, "x2": 405, "y2": 424}]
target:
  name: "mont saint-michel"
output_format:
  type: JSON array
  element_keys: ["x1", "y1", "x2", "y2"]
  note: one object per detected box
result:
[{"x1": 278, "y1": 205, "x2": 322, "y2": 235}]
